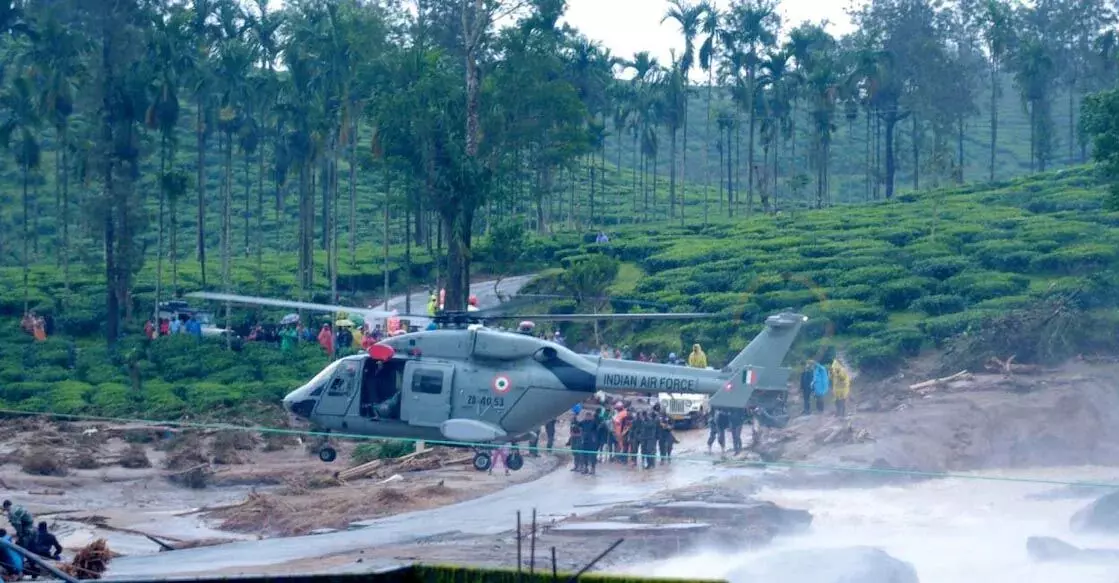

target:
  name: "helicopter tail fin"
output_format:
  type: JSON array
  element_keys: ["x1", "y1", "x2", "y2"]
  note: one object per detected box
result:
[{"x1": 709, "y1": 312, "x2": 807, "y2": 409}]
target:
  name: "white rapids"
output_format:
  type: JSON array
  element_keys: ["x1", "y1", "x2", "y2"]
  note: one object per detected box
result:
[{"x1": 634, "y1": 466, "x2": 1119, "y2": 583}]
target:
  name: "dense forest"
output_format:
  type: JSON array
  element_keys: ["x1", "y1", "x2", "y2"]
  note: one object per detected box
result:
[{"x1": 0, "y1": 0, "x2": 1116, "y2": 346}]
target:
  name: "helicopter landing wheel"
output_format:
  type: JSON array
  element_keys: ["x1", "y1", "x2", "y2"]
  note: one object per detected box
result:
[
  {"x1": 318, "y1": 446, "x2": 338, "y2": 463},
  {"x1": 472, "y1": 451, "x2": 492, "y2": 472},
  {"x1": 506, "y1": 452, "x2": 524, "y2": 472}
]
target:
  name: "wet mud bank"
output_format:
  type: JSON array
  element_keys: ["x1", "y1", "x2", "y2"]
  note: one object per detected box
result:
[{"x1": 750, "y1": 362, "x2": 1119, "y2": 489}]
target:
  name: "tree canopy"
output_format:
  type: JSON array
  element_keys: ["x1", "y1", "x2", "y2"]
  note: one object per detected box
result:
[{"x1": 0, "y1": 0, "x2": 1117, "y2": 344}]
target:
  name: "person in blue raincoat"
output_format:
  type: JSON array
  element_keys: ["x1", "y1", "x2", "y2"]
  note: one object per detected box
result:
[
  {"x1": 811, "y1": 360, "x2": 831, "y2": 407},
  {"x1": 0, "y1": 529, "x2": 23, "y2": 579}
]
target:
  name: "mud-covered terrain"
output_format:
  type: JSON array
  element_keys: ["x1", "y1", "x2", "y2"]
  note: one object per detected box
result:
[{"x1": 99, "y1": 360, "x2": 1119, "y2": 581}]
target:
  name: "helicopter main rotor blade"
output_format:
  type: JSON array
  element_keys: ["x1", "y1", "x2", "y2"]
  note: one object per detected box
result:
[
  {"x1": 185, "y1": 292, "x2": 399, "y2": 320},
  {"x1": 482, "y1": 312, "x2": 717, "y2": 321}
]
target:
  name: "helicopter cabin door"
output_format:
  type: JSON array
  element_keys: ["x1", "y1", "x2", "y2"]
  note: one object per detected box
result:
[
  {"x1": 401, "y1": 361, "x2": 453, "y2": 427},
  {"x1": 315, "y1": 359, "x2": 361, "y2": 416}
]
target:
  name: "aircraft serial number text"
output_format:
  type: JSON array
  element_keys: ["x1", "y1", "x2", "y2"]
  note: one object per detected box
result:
[
  {"x1": 601, "y1": 373, "x2": 696, "y2": 392},
  {"x1": 466, "y1": 395, "x2": 505, "y2": 408}
]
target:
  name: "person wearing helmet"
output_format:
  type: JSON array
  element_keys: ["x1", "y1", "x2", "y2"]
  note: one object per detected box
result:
[
  {"x1": 467, "y1": 295, "x2": 480, "y2": 312},
  {"x1": 517, "y1": 321, "x2": 536, "y2": 335},
  {"x1": 426, "y1": 294, "x2": 438, "y2": 316},
  {"x1": 668, "y1": 352, "x2": 679, "y2": 365}
]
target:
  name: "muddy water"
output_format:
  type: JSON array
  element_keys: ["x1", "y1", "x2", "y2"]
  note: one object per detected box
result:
[{"x1": 639, "y1": 466, "x2": 1119, "y2": 583}]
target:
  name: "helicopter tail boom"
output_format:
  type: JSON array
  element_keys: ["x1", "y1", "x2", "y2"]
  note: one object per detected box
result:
[
  {"x1": 708, "y1": 312, "x2": 807, "y2": 409},
  {"x1": 589, "y1": 312, "x2": 807, "y2": 408}
]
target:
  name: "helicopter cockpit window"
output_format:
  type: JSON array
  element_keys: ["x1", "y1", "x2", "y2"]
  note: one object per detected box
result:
[
  {"x1": 412, "y1": 369, "x2": 443, "y2": 395},
  {"x1": 326, "y1": 376, "x2": 352, "y2": 397}
]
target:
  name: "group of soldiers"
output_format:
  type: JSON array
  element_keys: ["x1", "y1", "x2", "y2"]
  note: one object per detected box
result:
[
  {"x1": 705, "y1": 407, "x2": 755, "y2": 456},
  {"x1": 564, "y1": 399, "x2": 679, "y2": 475},
  {"x1": 0, "y1": 500, "x2": 63, "y2": 580}
]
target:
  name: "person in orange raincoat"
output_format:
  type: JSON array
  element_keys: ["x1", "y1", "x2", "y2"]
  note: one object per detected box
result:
[
  {"x1": 317, "y1": 323, "x2": 334, "y2": 356},
  {"x1": 612, "y1": 403, "x2": 629, "y2": 463}
]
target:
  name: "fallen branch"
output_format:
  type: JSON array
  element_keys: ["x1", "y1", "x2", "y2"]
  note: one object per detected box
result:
[
  {"x1": 336, "y1": 448, "x2": 435, "y2": 482},
  {"x1": 909, "y1": 370, "x2": 970, "y2": 391},
  {"x1": 986, "y1": 356, "x2": 1044, "y2": 375}
]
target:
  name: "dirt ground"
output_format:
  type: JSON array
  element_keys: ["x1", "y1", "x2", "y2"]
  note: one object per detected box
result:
[{"x1": 0, "y1": 418, "x2": 567, "y2": 555}]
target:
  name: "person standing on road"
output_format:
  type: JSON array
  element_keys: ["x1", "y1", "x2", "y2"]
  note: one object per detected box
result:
[
  {"x1": 655, "y1": 405, "x2": 677, "y2": 464},
  {"x1": 578, "y1": 412, "x2": 600, "y2": 475},
  {"x1": 707, "y1": 409, "x2": 729, "y2": 454},
  {"x1": 544, "y1": 418, "x2": 556, "y2": 451},
  {"x1": 727, "y1": 408, "x2": 745, "y2": 454},
  {"x1": 638, "y1": 411, "x2": 657, "y2": 469}
]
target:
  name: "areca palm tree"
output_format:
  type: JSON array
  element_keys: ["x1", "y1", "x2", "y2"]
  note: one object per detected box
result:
[
  {"x1": 723, "y1": 0, "x2": 778, "y2": 216},
  {"x1": 0, "y1": 75, "x2": 42, "y2": 313},
  {"x1": 662, "y1": 0, "x2": 701, "y2": 224},
  {"x1": 697, "y1": 1, "x2": 723, "y2": 223},
  {"x1": 23, "y1": 13, "x2": 83, "y2": 296},
  {"x1": 189, "y1": 0, "x2": 218, "y2": 287}
]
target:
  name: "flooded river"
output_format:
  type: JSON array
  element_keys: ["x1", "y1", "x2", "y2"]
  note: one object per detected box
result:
[{"x1": 639, "y1": 466, "x2": 1119, "y2": 583}]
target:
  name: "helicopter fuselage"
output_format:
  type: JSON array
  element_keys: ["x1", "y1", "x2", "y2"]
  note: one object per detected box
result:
[{"x1": 282, "y1": 314, "x2": 804, "y2": 447}]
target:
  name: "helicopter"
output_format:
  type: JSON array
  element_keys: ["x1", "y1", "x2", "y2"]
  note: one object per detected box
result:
[{"x1": 187, "y1": 291, "x2": 808, "y2": 472}]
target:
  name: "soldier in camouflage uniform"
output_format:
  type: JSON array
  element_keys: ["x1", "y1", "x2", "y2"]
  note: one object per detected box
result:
[{"x1": 2, "y1": 500, "x2": 33, "y2": 548}]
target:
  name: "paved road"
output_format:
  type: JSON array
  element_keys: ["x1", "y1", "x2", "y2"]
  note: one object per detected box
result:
[
  {"x1": 106, "y1": 452, "x2": 738, "y2": 579},
  {"x1": 378, "y1": 275, "x2": 538, "y2": 325}
]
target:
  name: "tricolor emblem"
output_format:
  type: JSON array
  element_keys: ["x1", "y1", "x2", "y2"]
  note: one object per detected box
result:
[
  {"x1": 493, "y1": 375, "x2": 511, "y2": 393},
  {"x1": 743, "y1": 368, "x2": 758, "y2": 385}
]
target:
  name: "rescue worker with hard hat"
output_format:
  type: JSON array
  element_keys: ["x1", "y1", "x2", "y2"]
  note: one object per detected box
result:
[
  {"x1": 688, "y1": 344, "x2": 708, "y2": 368},
  {"x1": 468, "y1": 295, "x2": 480, "y2": 312}
]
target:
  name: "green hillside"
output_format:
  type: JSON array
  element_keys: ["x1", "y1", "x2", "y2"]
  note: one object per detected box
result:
[
  {"x1": 601, "y1": 76, "x2": 1089, "y2": 208},
  {"x1": 3, "y1": 165, "x2": 1114, "y2": 427},
  {"x1": 530, "y1": 165, "x2": 1119, "y2": 373}
]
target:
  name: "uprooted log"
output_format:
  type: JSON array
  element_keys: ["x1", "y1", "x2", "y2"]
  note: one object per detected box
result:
[
  {"x1": 335, "y1": 449, "x2": 476, "y2": 482},
  {"x1": 336, "y1": 449, "x2": 433, "y2": 482},
  {"x1": 985, "y1": 355, "x2": 1044, "y2": 375},
  {"x1": 909, "y1": 370, "x2": 971, "y2": 392},
  {"x1": 58, "y1": 539, "x2": 112, "y2": 580}
]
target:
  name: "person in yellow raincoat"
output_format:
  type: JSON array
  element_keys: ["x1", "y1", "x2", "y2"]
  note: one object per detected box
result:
[
  {"x1": 426, "y1": 294, "x2": 438, "y2": 316},
  {"x1": 830, "y1": 359, "x2": 852, "y2": 417},
  {"x1": 687, "y1": 344, "x2": 708, "y2": 368}
]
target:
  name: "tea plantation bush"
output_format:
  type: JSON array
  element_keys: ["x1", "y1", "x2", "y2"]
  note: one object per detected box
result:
[{"x1": 545, "y1": 167, "x2": 1119, "y2": 375}]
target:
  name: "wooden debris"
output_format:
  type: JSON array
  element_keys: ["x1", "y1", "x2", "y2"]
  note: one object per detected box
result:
[
  {"x1": 909, "y1": 370, "x2": 971, "y2": 392},
  {"x1": 335, "y1": 448, "x2": 436, "y2": 482},
  {"x1": 985, "y1": 355, "x2": 1044, "y2": 375},
  {"x1": 58, "y1": 539, "x2": 111, "y2": 580}
]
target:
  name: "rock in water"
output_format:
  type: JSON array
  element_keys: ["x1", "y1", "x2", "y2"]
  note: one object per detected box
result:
[
  {"x1": 1027, "y1": 536, "x2": 1082, "y2": 561},
  {"x1": 1071, "y1": 491, "x2": 1119, "y2": 533},
  {"x1": 726, "y1": 546, "x2": 919, "y2": 583},
  {"x1": 1027, "y1": 536, "x2": 1119, "y2": 563}
]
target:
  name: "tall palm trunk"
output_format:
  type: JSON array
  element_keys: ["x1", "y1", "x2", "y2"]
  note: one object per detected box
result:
[
  {"x1": 222, "y1": 130, "x2": 233, "y2": 349},
  {"x1": 196, "y1": 103, "x2": 207, "y2": 286},
  {"x1": 680, "y1": 90, "x2": 688, "y2": 226},
  {"x1": 60, "y1": 124, "x2": 70, "y2": 297},
  {"x1": 747, "y1": 70, "x2": 756, "y2": 217},
  {"x1": 989, "y1": 65, "x2": 998, "y2": 181},
  {"x1": 155, "y1": 130, "x2": 166, "y2": 329},
  {"x1": 21, "y1": 165, "x2": 29, "y2": 314},
  {"x1": 669, "y1": 128, "x2": 678, "y2": 221}
]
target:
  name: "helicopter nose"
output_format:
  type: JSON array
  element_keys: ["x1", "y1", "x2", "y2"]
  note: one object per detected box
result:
[{"x1": 283, "y1": 388, "x2": 316, "y2": 419}]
